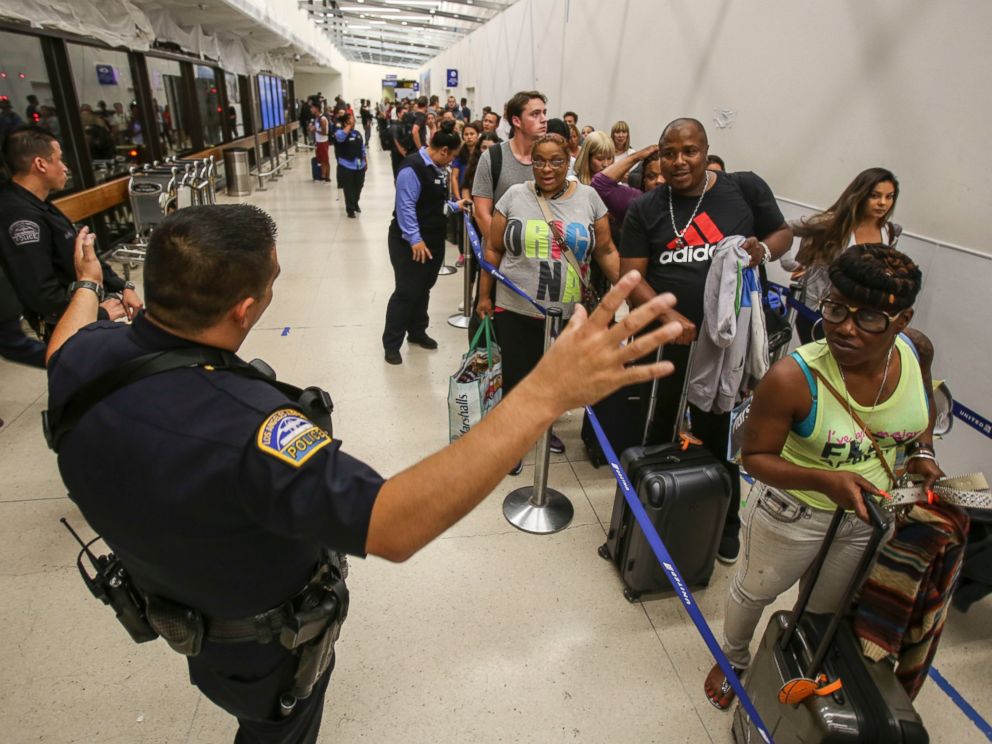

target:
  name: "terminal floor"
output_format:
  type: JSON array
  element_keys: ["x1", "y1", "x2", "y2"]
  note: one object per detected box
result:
[{"x1": 1, "y1": 146, "x2": 989, "y2": 744}]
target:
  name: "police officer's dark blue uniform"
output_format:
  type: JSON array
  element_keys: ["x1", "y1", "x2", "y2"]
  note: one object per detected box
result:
[{"x1": 49, "y1": 310, "x2": 384, "y2": 742}]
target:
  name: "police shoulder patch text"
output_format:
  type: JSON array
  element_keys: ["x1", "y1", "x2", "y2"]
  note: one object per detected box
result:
[
  {"x1": 256, "y1": 408, "x2": 331, "y2": 467},
  {"x1": 9, "y1": 219, "x2": 41, "y2": 246}
]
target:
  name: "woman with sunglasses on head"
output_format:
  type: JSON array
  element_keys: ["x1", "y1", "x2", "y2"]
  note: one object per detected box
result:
[
  {"x1": 703, "y1": 244, "x2": 941, "y2": 711},
  {"x1": 476, "y1": 134, "x2": 620, "y2": 470},
  {"x1": 790, "y1": 168, "x2": 902, "y2": 343}
]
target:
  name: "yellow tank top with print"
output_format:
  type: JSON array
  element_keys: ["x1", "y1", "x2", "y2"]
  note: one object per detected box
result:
[{"x1": 780, "y1": 335, "x2": 929, "y2": 511}]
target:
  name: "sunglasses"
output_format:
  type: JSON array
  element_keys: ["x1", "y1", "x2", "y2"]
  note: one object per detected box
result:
[{"x1": 819, "y1": 299, "x2": 902, "y2": 334}]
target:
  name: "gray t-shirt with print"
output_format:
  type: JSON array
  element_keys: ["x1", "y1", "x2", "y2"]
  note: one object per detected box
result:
[
  {"x1": 472, "y1": 141, "x2": 535, "y2": 204},
  {"x1": 494, "y1": 182, "x2": 607, "y2": 319}
]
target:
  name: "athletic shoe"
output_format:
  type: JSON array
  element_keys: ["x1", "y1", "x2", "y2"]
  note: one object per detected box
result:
[
  {"x1": 456, "y1": 254, "x2": 465, "y2": 267},
  {"x1": 407, "y1": 334, "x2": 438, "y2": 350},
  {"x1": 549, "y1": 432, "x2": 565, "y2": 454},
  {"x1": 717, "y1": 532, "x2": 740, "y2": 565},
  {"x1": 384, "y1": 349, "x2": 402, "y2": 365},
  {"x1": 509, "y1": 461, "x2": 523, "y2": 476}
]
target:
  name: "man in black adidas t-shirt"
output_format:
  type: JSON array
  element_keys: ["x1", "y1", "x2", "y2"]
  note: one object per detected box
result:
[{"x1": 619, "y1": 117, "x2": 792, "y2": 563}]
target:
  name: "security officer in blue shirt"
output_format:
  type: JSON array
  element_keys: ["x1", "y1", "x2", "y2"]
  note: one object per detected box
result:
[
  {"x1": 47, "y1": 202, "x2": 682, "y2": 744},
  {"x1": 382, "y1": 119, "x2": 468, "y2": 365},
  {"x1": 332, "y1": 112, "x2": 367, "y2": 218},
  {"x1": 0, "y1": 125, "x2": 142, "y2": 339}
]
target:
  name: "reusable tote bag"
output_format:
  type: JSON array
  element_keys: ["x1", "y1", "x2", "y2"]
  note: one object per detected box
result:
[{"x1": 448, "y1": 317, "x2": 503, "y2": 442}]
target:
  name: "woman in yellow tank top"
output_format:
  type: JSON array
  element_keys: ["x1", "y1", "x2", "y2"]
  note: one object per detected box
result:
[{"x1": 704, "y1": 244, "x2": 943, "y2": 710}]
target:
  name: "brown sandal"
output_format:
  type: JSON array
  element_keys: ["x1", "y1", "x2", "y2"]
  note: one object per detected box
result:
[{"x1": 704, "y1": 662, "x2": 744, "y2": 711}]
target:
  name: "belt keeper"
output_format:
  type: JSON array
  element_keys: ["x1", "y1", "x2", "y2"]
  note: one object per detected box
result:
[{"x1": 253, "y1": 612, "x2": 277, "y2": 644}]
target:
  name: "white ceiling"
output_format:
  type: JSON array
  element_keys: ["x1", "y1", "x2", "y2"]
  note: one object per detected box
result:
[{"x1": 299, "y1": 0, "x2": 518, "y2": 68}]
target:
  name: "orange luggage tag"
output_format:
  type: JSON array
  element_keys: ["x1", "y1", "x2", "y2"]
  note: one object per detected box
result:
[
  {"x1": 678, "y1": 432, "x2": 702, "y2": 451},
  {"x1": 778, "y1": 674, "x2": 843, "y2": 705}
]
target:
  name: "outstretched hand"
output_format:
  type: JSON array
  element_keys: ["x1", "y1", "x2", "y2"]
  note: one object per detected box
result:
[{"x1": 529, "y1": 271, "x2": 682, "y2": 413}]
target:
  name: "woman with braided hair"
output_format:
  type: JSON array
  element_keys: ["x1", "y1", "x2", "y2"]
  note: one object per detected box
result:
[
  {"x1": 704, "y1": 244, "x2": 942, "y2": 710},
  {"x1": 789, "y1": 168, "x2": 902, "y2": 342}
]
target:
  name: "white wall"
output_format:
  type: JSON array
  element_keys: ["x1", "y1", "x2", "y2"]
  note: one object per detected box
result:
[
  {"x1": 424, "y1": 0, "x2": 992, "y2": 471},
  {"x1": 293, "y1": 71, "x2": 344, "y2": 103}
]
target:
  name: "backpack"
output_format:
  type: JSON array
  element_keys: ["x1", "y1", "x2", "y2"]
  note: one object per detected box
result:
[{"x1": 391, "y1": 113, "x2": 417, "y2": 152}]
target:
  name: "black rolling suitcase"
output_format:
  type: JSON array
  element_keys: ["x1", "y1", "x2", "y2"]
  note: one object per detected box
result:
[
  {"x1": 598, "y1": 345, "x2": 733, "y2": 601},
  {"x1": 581, "y1": 381, "x2": 648, "y2": 468},
  {"x1": 732, "y1": 500, "x2": 928, "y2": 744},
  {"x1": 311, "y1": 156, "x2": 321, "y2": 181}
]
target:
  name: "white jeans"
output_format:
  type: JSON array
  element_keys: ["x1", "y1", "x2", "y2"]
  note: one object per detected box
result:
[{"x1": 721, "y1": 481, "x2": 882, "y2": 670}]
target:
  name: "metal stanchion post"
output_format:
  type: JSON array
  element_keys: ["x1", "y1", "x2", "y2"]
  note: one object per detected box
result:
[
  {"x1": 269, "y1": 128, "x2": 281, "y2": 179},
  {"x1": 253, "y1": 127, "x2": 267, "y2": 191},
  {"x1": 448, "y1": 208, "x2": 473, "y2": 329},
  {"x1": 503, "y1": 307, "x2": 574, "y2": 534}
]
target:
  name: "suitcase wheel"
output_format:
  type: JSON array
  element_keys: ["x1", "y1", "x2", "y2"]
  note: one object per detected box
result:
[
  {"x1": 623, "y1": 587, "x2": 641, "y2": 603},
  {"x1": 597, "y1": 543, "x2": 611, "y2": 561}
]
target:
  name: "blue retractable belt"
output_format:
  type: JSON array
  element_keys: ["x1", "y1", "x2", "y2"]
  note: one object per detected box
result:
[{"x1": 454, "y1": 205, "x2": 775, "y2": 742}]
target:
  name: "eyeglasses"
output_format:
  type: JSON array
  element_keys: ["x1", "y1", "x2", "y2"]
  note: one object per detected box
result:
[
  {"x1": 819, "y1": 299, "x2": 902, "y2": 334},
  {"x1": 533, "y1": 158, "x2": 567, "y2": 170}
]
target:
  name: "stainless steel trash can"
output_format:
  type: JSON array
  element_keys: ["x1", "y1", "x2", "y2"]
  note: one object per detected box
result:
[{"x1": 224, "y1": 148, "x2": 252, "y2": 197}]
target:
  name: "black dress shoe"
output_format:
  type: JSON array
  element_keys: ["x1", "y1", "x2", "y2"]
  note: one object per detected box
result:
[
  {"x1": 347, "y1": 212, "x2": 356, "y2": 218},
  {"x1": 384, "y1": 349, "x2": 402, "y2": 365},
  {"x1": 354, "y1": 206, "x2": 362, "y2": 213},
  {"x1": 407, "y1": 334, "x2": 438, "y2": 350}
]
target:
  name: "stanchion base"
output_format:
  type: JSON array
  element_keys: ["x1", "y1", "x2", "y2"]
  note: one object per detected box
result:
[
  {"x1": 503, "y1": 487, "x2": 574, "y2": 534},
  {"x1": 438, "y1": 265, "x2": 457, "y2": 276},
  {"x1": 447, "y1": 313, "x2": 471, "y2": 329}
]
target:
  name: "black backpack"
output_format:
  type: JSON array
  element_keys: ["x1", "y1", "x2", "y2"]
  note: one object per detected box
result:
[{"x1": 391, "y1": 113, "x2": 417, "y2": 152}]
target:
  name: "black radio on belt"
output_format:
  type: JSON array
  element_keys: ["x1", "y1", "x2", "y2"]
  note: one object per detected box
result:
[{"x1": 60, "y1": 518, "x2": 159, "y2": 644}]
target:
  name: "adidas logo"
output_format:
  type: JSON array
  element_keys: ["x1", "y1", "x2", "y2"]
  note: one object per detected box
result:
[{"x1": 658, "y1": 244, "x2": 718, "y2": 265}]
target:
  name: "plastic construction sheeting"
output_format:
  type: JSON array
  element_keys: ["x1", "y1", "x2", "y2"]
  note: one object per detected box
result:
[{"x1": 0, "y1": 0, "x2": 155, "y2": 50}]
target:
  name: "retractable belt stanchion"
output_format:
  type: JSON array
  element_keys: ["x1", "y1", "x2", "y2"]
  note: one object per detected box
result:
[
  {"x1": 448, "y1": 207, "x2": 474, "y2": 329},
  {"x1": 252, "y1": 128, "x2": 267, "y2": 192},
  {"x1": 503, "y1": 307, "x2": 575, "y2": 534}
]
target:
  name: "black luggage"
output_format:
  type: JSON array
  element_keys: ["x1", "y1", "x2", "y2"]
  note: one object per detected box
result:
[
  {"x1": 732, "y1": 500, "x2": 929, "y2": 744},
  {"x1": 581, "y1": 381, "x2": 648, "y2": 468},
  {"x1": 598, "y1": 344, "x2": 733, "y2": 601},
  {"x1": 311, "y1": 156, "x2": 321, "y2": 181}
]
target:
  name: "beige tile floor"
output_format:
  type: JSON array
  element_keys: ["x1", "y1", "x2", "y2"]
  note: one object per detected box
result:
[{"x1": 1, "y1": 145, "x2": 989, "y2": 743}]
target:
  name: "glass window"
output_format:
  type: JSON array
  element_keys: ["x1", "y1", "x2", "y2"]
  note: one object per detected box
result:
[
  {"x1": 0, "y1": 30, "x2": 79, "y2": 191},
  {"x1": 147, "y1": 57, "x2": 190, "y2": 155},
  {"x1": 223, "y1": 70, "x2": 243, "y2": 139},
  {"x1": 66, "y1": 43, "x2": 140, "y2": 184},
  {"x1": 194, "y1": 65, "x2": 221, "y2": 146}
]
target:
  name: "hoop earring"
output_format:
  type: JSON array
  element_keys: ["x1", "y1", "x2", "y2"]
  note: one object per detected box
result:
[{"x1": 812, "y1": 317, "x2": 827, "y2": 344}]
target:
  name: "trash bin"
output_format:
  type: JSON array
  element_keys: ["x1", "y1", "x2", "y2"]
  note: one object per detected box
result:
[{"x1": 224, "y1": 148, "x2": 252, "y2": 197}]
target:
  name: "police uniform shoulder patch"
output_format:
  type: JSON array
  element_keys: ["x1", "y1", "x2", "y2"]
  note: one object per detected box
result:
[
  {"x1": 9, "y1": 219, "x2": 41, "y2": 246},
  {"x1": 256, "y1": 408, "x2": 331, "y2": 467}
]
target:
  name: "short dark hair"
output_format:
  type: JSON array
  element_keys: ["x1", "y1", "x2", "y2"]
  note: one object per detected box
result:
[
  {"x1": 563, "y1": 111, "x2": 578, "y2": 122},
  {"x1": 416, "y1": 96, "x2": 428, "y2": 108},
  {"x1": 707, "y1": 154, "x2": 726, "y2": 170},
  {"x1": 504, "y1": 90, "x2": 546, "y2": 137},
  {"x1": 545, "y1": 118, "x2": 570, "y2": 139},
  {"x1": 460, "y1": 97, "x2": 467, "y2": 105},
  {"x1": 660, "y1": 117, "x2": 708, "y2": 146},
  {"x1": 2, "y1": 125, "x2": 58, "y2": 175},
  {"x1": 144, "y1": 205, "x2": 278, "y2": 332}
]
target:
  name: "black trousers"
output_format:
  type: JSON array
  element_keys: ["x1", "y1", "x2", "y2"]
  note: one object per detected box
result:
[
  {"x1": 382, "y1": 227, "x2": 444, "y2": 351},
  {"x1": 643, "y1": 343, "x2": 742, "y2": 540},
  {"x1": 390, "y1": 149, "x2": 405, "y2": 180},
  {"x1": 339, "y1": 167, "x2": 366, "y2": 215},
  {"x1": 188, "y1": 640, "x2": 334, "y2": 744},
  {"x1": 492, "y1": 309, "x2": 548, "y2": 396},
  {"x1": 0, "y1": 318, "x2": 45, "y2": 368}
]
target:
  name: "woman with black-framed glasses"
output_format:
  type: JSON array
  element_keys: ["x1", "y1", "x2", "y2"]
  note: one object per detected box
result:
[
  {"x1": 476, "y1": 133, "x2": 619, "y2": 469},
  {"x1": 704, "y1": 244, "x2": 941, "y2": 710}
]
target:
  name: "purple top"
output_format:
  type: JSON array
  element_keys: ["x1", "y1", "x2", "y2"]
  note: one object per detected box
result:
[{"x1": 591, "y1": 172, "x2": 642, "y2": 223}]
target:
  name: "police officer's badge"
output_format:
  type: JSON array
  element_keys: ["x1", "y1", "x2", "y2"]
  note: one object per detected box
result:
[{"x1": 257, "y1": 409, "x2": 331, "y2": 467}]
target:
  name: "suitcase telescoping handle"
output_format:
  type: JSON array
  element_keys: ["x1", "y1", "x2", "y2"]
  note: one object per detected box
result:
[
  {"x1": 780, "y1": 494, "x2": 889, "y2": 678},
  {"x1": 640, "y1": 341, "x2": 698, "y2": 447}
]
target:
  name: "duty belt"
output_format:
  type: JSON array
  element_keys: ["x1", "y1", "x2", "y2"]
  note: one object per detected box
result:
[{"x1": 886, "y1": 473, "x2": 991, "y2": 511}]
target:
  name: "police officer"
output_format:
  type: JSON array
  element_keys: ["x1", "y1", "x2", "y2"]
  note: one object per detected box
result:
[
  {"x1": 47, "y1": 203, "x2": 681, "y2": 744},
  {"x1": 0, "y1": 125, "x2": 142, "y2": 340},
  {"x1": 382, "y1": 119, "x2": 466, "y2": 365},
  {"x1": 333, "y1": 111, "x2": 367, "y2": 218}
]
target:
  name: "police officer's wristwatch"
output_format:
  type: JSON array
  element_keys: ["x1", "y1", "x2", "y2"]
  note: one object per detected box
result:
[
  {"x1": 68, "y1": 280, "x2": 105, "y2": 301},
  {"x1": 123, "y1": 281, "x2": 136, "y2": 292}
]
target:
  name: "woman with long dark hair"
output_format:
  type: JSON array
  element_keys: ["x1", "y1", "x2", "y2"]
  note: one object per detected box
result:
[
  {"x1": 463, "y1": 130, "x2": 501, "y2": 195},
  {"x1": 790, "y1": 168, "x2": 902, "y2": 342}
]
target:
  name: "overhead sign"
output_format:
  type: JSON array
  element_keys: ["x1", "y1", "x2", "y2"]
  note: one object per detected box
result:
[
  {"x1": 385, "y1": 73, "x2": 397, "y2": 80},
  {"x1": 382, "y1": 79, "x2": 397, "y2": 87},
  {"x1": 95, "y1": 64, "x2": 118, "y2": 85},
  {"x1": 446, "y1": 68, "x2": 458, "y2": 87}
]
